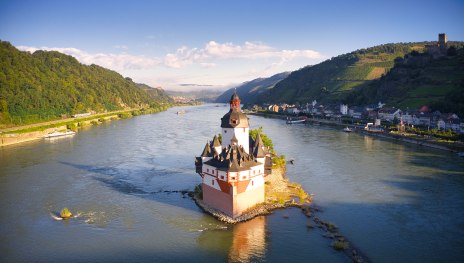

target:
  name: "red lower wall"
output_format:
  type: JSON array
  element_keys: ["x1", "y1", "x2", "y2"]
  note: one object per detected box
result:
[
  {"x1": 203, "y1": 183, "x2": 265, "y2": 218},
  {"x1": 203, "y1": 183, "x2": 234, "y2": 217}
]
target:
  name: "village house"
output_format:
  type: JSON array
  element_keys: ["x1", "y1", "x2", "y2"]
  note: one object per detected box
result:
[
  {"x1": 443, "y1": 113, "x2": 460, "y2": 132},
  {"x1": 349, "y1": 106, "x2": 364, "y2": 119},
  {"x1": 378, "y1": 108, "x2": 402, "y2": 122},
  {"x1": 340, "y1": 104, "x2": 348, "y2": 115},
  {"x1": 286, "y1": 106, "x2": 300, "y2": 115},
  {"x1": 268, "y1": 104, "x2": 280, "y2": 112}
]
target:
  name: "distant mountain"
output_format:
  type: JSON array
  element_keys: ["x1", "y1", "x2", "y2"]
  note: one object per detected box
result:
[
  {"x1": 256, "y1": 42, "x2": 464, "y2": 107},
  {"x1": 136, "y1": 83, "x2": 173, "y2": 103},
  {"x1": 215, "y1": 72, "x2": 290, "y2": 104},
  {"x1": 166, "y1": 89, "x2": 226, "y2": 102},
  {"x1": 0, "y1": 40, "x2": 172, "y2": 126}
]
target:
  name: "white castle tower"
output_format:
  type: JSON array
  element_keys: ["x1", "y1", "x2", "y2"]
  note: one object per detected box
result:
[{"x1": 220, "y1": 92, "x2": 249, "y2": 153}]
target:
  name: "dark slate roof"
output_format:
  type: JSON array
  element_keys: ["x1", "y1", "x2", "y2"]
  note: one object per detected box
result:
[
  {"x1": 221, "y1": 110, "x2": 249, "y2": 128},
  {"x1": 231, "y1": 92, "x2": 240, "y2": 101},
  {"x1": 211, "y1": 135, "x2": 221, "y2": 148},
  {"x1": 201, "y1": 142, "x2": 213, "y2": 157},
  {"x1": 251, "y1": 133, "x2": 269, "y2": 158},
  {"x1": 204, "y1": 144, "x2": 260, "y2": 172}
]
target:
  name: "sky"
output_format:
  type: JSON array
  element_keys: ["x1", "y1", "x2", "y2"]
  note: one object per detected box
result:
[{"x1": 1, "y1": 0, "x2": 463, "y2": 91}]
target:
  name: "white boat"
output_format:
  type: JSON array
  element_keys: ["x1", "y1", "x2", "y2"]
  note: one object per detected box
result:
[
  {"x1": 343, "y1": 127, "x2": 353, "y2": 132},
  {"x1": 286, "y1": 117, "x2": 307, "y2": 124},
  {"x1": 44, "y1": 130, "x2": 76, "y2": 138},
  {"x1": 176, "y1": 110, "x2": 186, "y2": 115}
]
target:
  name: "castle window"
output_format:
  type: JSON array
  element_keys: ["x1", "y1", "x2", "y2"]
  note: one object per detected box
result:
[
  {"x1": 207, "y1": 169, "x2": 209, "y2": 173},
  {"x1": 252, "y1": 180, "x2": 254, "y2": 186},
  {"x1": 220, "y1": 176, "x2": 224, "y2": 179},
  {"x1": 224, "y1": 130, "x2": 227, "y2": 133},
  {"x1": 212, "y1": 180, "x2": 214, "y2": 185},
  {"x1": 232, "y1": 177, "x2": 236, "y2": 180},
  {"x1": 231, "y1": 119, "x2": 237, "y2": 124}
]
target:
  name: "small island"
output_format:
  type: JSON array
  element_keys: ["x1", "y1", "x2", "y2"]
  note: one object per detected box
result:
[
  {"x1": 193, "y1": 92, "x2": 312, "y2": 223},
  {"x1": 192, "y1": 165, "x2": 312, "y2": 224}
]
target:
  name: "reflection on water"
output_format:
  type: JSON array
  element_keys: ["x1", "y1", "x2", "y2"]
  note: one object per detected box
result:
[
  {"x1": 228, "y1": 216, "x2": 266, "y2": 262},
  {"x1": 197, "y1": 215, "x2": 267, "y2": 263}
]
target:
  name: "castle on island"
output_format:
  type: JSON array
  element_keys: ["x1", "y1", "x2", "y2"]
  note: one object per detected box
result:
[{"x1": 195, "y1": 92, "x2": 272, "y2": 218}]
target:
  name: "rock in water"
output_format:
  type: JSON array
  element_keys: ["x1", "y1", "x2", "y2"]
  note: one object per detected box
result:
[{"x1": 60, "y1": 207, "x2": 73, "y2": 219}]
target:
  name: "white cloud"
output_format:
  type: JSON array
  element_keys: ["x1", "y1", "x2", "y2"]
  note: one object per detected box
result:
[
  {"x1": 17, "y1": 46, "x2": 159, "y2": 70},
  {"x1": 162, "y1": 41, "x2": 322, "y2": 68}
]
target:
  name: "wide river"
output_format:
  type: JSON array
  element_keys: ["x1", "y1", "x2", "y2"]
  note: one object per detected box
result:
[{"x1": 1, "y1": 104, "x2": 463, "y2": 263}]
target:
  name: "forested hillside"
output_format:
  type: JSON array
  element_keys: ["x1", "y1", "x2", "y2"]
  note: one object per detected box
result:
[
  {"x1": 0, "y1": 41, "x2": 172, "y2": 126},
  {"x1": 215, "y1": 72, "x2": 290, "y2": 104}
]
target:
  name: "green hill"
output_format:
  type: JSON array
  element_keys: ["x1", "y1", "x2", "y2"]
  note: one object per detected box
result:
[
  {"x1": 344, "y1": 46, "x2": 464, "y2": 116},
  {"x1": 255, "y1": 42, "x2": 464, "y2": 107},
  {"x1": 258, "y1": 43, "x2": 430, "y2": 104},
  {"x1": 0, "y1": 41, "x2": 172, "y2": 126},
  {"x1": 215, "y1": 72, "x2": 290, "y2": 104}
]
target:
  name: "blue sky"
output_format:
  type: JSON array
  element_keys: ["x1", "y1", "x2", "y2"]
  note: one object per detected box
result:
[{"x1": 1, "y1": 0, "x2": 463, "y2": 91}]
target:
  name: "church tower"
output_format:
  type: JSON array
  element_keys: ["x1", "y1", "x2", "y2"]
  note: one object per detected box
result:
[{"x1": 220, "y1": 92, "x2": 250, "y2": 153}]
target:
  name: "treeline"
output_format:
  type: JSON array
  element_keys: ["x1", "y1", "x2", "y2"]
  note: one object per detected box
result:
[{"x1": 0, "y1": 41, "x2": 173, "y2": 126}]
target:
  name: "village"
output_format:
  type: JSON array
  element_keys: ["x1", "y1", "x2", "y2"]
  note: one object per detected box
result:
[{"x1": 249, "y1": 101, "x2": 463, "y2": 137}]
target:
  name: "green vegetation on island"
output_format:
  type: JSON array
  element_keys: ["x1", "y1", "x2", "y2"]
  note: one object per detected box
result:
[
  {"x1": 249, "y1": 127, "x2": 285, "y2": 168},
  {"x1": 0, "y1": 40, "x2": 173, "y2": 128}
]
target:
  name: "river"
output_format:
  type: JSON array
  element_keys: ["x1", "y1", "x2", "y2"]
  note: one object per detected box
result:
[{"x1": 1, "y1": 104, "x2": 463, "y2": 263}]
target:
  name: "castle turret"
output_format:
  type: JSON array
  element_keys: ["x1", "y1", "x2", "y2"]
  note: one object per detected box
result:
[{"x1": 220, "y1": 91, "x2": 249, "y2": 153}]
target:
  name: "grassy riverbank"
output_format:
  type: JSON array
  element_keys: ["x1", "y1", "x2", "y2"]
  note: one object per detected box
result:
[{"x1": 0, "y1": 106, "x2": 169, "y2": 147}]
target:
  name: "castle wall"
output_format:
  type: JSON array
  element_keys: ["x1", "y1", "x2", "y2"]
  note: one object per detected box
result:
[
  {"x1": 203, "y1": 183, "x2": 234, "y2": 217},
  {"x1": 233, "y1": 185, "x2": 265, "y2": 217},
  {"x1": 222, "y1": 127, "x2": 249, "y2": 153}
]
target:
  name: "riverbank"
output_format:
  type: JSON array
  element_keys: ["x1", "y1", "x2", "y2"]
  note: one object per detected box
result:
[
  {"x1": 0, "y1": 107, "x2": 168, "y2": 147},
  {"x1": 249, "y1": 111, "x2": 464, "y2": 153}
]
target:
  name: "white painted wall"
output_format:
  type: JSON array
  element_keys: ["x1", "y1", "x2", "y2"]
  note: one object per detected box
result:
[{"x1": 222, "y1": 127, "x2": 249, "y2": 153}]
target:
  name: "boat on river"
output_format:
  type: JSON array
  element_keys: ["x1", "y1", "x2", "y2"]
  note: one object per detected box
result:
[
  {"x1": 176, "y1": 110, "x2": 186, "y2": 115},
  {"x1": 286, "y1": 116, "x2": 307, "y2": 124},
  {"x1": 43, "y1": 130, "x2": 76, "y2": 138},
  {"x1": 343, "y1": 127, "x2": 353, "y2": 132}
]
